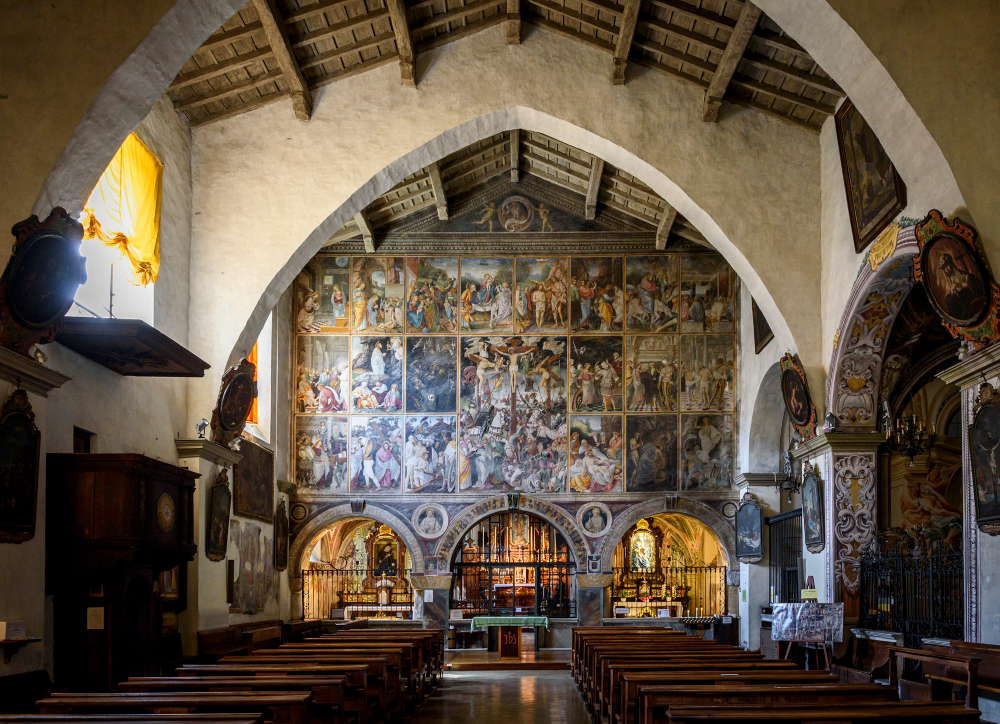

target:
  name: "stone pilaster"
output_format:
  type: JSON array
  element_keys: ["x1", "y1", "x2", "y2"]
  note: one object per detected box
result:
[
  {"x1": 734, "y1": 473, "x2": 781, "y2": 651},
  {"x1": 410, "y1": 574, "x2": 452, "y2": 630}
]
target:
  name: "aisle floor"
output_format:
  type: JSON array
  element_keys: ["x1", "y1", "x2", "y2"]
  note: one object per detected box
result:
[{"x1": 411, "y1": 670, "x2": 589, "y2": 723}]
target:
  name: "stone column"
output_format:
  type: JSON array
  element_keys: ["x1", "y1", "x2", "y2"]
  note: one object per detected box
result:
[
  {"x1": 175, "y1": 438, "x2": 241, "y2": 656},
  {"x1": 409, "y1": 574, "x2": 453, "y2": 630},
  {"x1": 733, "y1": 473, "x2": 781, "y2": 651}
]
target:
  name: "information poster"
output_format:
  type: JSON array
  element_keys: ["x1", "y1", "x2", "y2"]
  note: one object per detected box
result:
[{"x1": 771, "y1": 602, "x2": 844, "y2": 642}]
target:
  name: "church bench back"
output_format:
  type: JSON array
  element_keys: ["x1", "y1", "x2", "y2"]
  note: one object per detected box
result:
[{"x1": 652, "y1": 702, "x2": 981, "y2": 724}]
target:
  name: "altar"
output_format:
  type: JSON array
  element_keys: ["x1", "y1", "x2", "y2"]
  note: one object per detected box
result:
[{"x1": 470, "y1": 616, "x2": 550, "y2": 656}]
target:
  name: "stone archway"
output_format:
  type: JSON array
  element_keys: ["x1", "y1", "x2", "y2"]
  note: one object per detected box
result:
[
  {"x1": 287, "y1": 502, "x2": 426, "y2": 587},
  {"x1": 597, "y1": 498, "x2": 735, "y2": 573},
  {"x1": 432, "y1": 495, "x2": 588, "y2": 571}
]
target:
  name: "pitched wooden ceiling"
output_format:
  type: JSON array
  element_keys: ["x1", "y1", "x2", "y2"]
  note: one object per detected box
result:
[
  {"x1": 327, "y1": 129, "x2": 708, "y2": 250},
  {"x1": 167, "y1": 0, "x2": 843, "y2": 132}
]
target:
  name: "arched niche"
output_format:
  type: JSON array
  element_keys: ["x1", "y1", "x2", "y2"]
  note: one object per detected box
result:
[
  {"x1": 748, "y1": 361, "x2": 787, "y2": 473},
  {"x1": 433, "y1": 495, "x2": 588, "y2": 572},
  {"x1": 288, "y1": 502, "x2": 426, "y2": 585},
  {"x1": 597, "y1": 498, "x2": 735, "y2": 573},
  {"x1": 825, "y1": 224, "x2": 920, "y2": 429}
]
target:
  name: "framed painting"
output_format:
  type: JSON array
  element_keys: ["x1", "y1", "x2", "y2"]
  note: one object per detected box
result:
[
  {"x1": 625, "y1": 415, "x2": 678, "y2": 492},
  {"x1": 751, "y1": 298, "x2": 773, "y2": 354},
  {"x1": 404, "y1": 256, "x2": 459, "y2": 334},
  {"x1": 205, "y1": 469, "x2": 232, "y2": 562},
  {"x1": 0, "y1": 390, "x2": 40, "y2": 543},
  {"x1": 295, "y1": 255, "x2": 351, "y2": 333},
  {"x1": 736, "y1": 494, "x2": 763, "y2": 563},
  {"x1": 405, "y1": 336, "x2": 457, "y2": 413},
  {"x1": 459, "y1": 256, "x2": 514, "y2": 333},
  {"x1": 349, "y1": 416, "x2": 403, "y2": 493},
  {"x1": 680, "y1": 414, "x2": 734, "y2": 490},
  {"x1": 801, "y1": 466, "x2": 825, "y2": 553},
  {"x1": 569, "y1": 336, "x2": 623, "y2": 412},
  {"x1": 211, "y1": 358, "x2": 257, "y2": 449},
  {"x1": 234, "y1": 437, "x2": 274, "y2": 523},
  {"x1": 919, "y1": 229, "x2": 990, "y2": 327},
  {"x1": 970, "y1": 383, "x2": 1000, "y2": 534},
  {"x1": 625, "y1": 335, "x2": 678, "y2": 412},
  {"x1": 835, "y1": 99, "x2": 907, "y2": 253},
  {"x1": 570, "y1": 256, "x2": 623, "y2": 333},
  {"x1": 404, "y1": 415, "x2": 458, "y2": 493},
  {"x1": 780, "y1": 353, "x2": 817, "y2": 439},
  {"x1": 514, "y1": 256, "x2": 569, "y2": 334}
]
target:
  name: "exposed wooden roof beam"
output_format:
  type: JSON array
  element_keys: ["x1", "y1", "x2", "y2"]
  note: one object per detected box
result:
[
  {"x1": 507, "y1": 0, "x2": 521, "y2": 44},
  {"x1": 189, "y1": 89, "x2": 289, "y2": 127},
  {"x1": 411, "y1": 0, "x2": 503, "y2": 31},
  {"x1": 309, "y1": 51, "x2": 400, "y2": 88},
  {"x1": 428, "y1": 162, "x2": 449, "y2": 220},
  {"x1": 522, "y1": 150, "x2": 590, "y2": 185},
  {"x1": 741, "y1": 51, "x2": 844, "y2": 95},
  {"x1": 200, "y1": 21, "x2": 264, "y2": 53},
  {"x1": 522, "y1": 139, "x2": 592, "y2": 174},
  {"x1": 299, "y1": 32, "x2": 395, "y2": 71},
  {"x1": 731, "y1": 74, "x2": 836, "y2": 115},
  {"x1": 649, "y1": 0, "x2": 734, "y2": 32},
  {"x1": 611, "y1": 0, "x2": 641, "y2": 84},
  {"x1": 599, "y1": 195, "x2": 659, "y2": 225},
  {"x1": 528, "y1": 14, "x2": 616, "y2": 52},
  {"x1": 510, "y1": 129, "x2": 520, "y2": 182},
  {"x1": 655, "y1": 205, "x2": 677, "y2": 250},
  {"x1": 600, "y1": 185, "x2": 662, "y2": 215},
  {"x1": 523, "y1": 168, "x2": 586, "y2": 196},
  {"x1": 526, "y1": 0, "x2": 618, "y2": 35},
  {"x1": 638, "y1": 17, "x2": 726, "y2": 53},
  {"x1": 632, "y1": 55, "x2": 711, "y2": 91},
  {"x1": 291, "y1": 10, "x2": 390, "y2": 48},
  {"x1": 177, "y1": 69, "x2": 284, "y2": 110},
  {"x1": 444, "y1": 143, "x2": 510, "y2": 185},
  {"x1": 633, "y1": 36, "x2": 717, "y2": 73},
  {"x1": 285, "y1": 0, "x2": 357, "y2": 25},
  {"x1": 253, "y1": 0, "x2": 313, "y2": 120},
  {"x1": 585, "y1": 157, "x2": 604, "y2": 220},
  {"x1": 752, "y1": 29, "x2": 810, "y2": 58},
  {"x1": 724, "y1": 93, "x2": 822, "y2": 133},
  {"x1": 355, "y1": 211, "x2": 376, "y2": 253},
  {"x1": 702, "y1": 0, "x2": 760, "y2": 122},
  {"x1": 170, "y1": 47, "x2": 273, "y2": 90},
  {"x1": 386, "y1": 0, "x2": 416, "y2": 85},
  {"x1": 414, "y1": 13, "x2": 507, "y2": 51}
]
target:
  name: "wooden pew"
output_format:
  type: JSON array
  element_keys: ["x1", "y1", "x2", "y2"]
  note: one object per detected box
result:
[
  {"x1": 283, "y1": 621, "x2": 324, "y2": 642},
  {"x1": 244, "y1": 627, "x2": 283, "y2": 655},
  {"x1": 0, "y1": 716, "x2": 261, "y2": 724},
  {"x1": 177, "y1": 665, "x2": 368, "y2": 724},
  {"x1": 618, "y1": 671, "x2": 839, "y2": 724},
  {"x1": 271, "y1": 644, "x2": 416, "y2": 707},
  {"x1": 321, "y1": 630, "x2": 444, "y2": 687},
  {"x1": 572, "y1": 629, "x2": 685, "y2": 683},
  {"x1": 888, "y1": 646, "x2": 981, "y2": 708},
  {"x1": 651, "y1": 702, "x2": 981, "y2": 724},
  {"x1": 197, "y1": 621, "x2": 284, "y2": 660},
  {"x1": 36, "y1": 692, "x2": 311, "y2": 724},
  {"x1": 635, "y1": 684, "x2": 897, "y2": 724},
  {"x1": 581, "y1": 637, "x2": 726, "y2": 694},
  {"x1": 920, "y1": 641, "x2": 1000, "y2": 706},
  {"x1": 119, "y1": 677, "x2": 346, "y2": 724}
]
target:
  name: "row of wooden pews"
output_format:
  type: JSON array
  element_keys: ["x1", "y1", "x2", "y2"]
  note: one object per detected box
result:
[
  {"x1": 7, "y1": 624, "x2": 444, "y2": 724},
  {"x1": 571, "y1": 626, "x2": 982, "y2": 724}
]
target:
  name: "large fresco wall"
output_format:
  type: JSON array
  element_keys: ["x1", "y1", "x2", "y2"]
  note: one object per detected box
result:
[{"x1": 288, "y1": 246, "x2": 739, "y2": 573}]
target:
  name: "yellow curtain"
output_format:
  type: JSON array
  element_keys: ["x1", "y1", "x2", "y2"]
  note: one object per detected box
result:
[{"x1": 81, "y1": 133, "x2": 163, "y2": 286}]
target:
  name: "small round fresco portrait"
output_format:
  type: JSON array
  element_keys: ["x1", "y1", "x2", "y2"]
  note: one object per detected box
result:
[
  {"x1": 290, "y1": 504, "x2": 308, "y2": 522},
  {"x1": 412, "y1": 503, "x2": 448, "y2": 539},
  {"x1": 577, "y1": 502, "x2": 612, "y2": 538},
  {"x1": 922, "y1": 232, "x2": 989, "y2": 327}
]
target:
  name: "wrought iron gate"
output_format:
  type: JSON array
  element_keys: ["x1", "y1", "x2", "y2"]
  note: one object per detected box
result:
[
  {"x1": 767, "y1": 510, "x2": 802, "y2": 604},
  {"x1": 859, "y1": 537, "x2": 964, "y2": 648}
]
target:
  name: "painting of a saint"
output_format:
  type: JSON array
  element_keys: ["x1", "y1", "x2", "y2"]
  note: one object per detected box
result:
[
  {"x1": 625, "y1": 415, "x2": 678, "y2": 492},
  {"x1": 405, "y1": 257, "x2": 459, "y2": 333},
  {"x1": 515, "y1": 257, "x2": 569, "y2": 333},
  {"x1": 801, "y1": 469, "x2": 825, "y2": 552},
  {"x1": 569, "y1": 415, "x2": 623, "y2": 494},
  {"x1": 405, "y1": 336, "x2": 457, "y2": 413},
  {"x1": 679, "y1": 335, "x2": 734, "y2": 412},
  {"x1": 781, "y1": 369, "x2": 811, "y2": 427},
  {"x1": 581, "y1": 506, "x2": 609, "y2": 536},
  {"x1": 570, "y1": 257, "x2": 623, "y2": 332},
  {"x1": 414, "y1": 505, "x2": 447, "y2": 538},
  {"x1": 351, "y1": 336, "x2": 404, "y2": 413},
  {"x1": 736, "y1": 500, "x2": 763, "y2": 561},
  {"x1": 680, "y1": 414, "x2": 733, "y2": 490},
  {"x1": 352, "y1": 256, "x2": 404, "y2": 333},
  {"x1": 569, "y1": 336, "x2": 622, "y2": 412},
  {"x1": 404, "y1": 416, "x2": 458, "y2": 493},
  {"x1": 460, "y1": 257, "x2": 514, "y2": 332},
  {"x1": 458, "y1": 335, "x2": 568, "y2": 493},
  {"x1": 625, "y1": 256, "x2": 678, "y2": 332},
  {"x1": 295, "y1": 256, "x2": 351, "y2": 333},
  {"x1": 296, "y1": 336, "x2": 350, "y2": 413},
  {"x1": 630, "y1": 520, "x2": 656, "y2": 572},
  {"x1": 625, "y1": 335, "x2": 678, "y2": 412},
  {"x1": 349, "y1": 416, "x2": 403, "y2": 493},
  {"x1": 970, "y1": 403, "x2": 1000, "y2": 527},
  {"x1": 679, "y1": 254, "x2": 734, "y2": 333},
  {"x1": 922, "y1": 233, "x2": 989, "y2": 327},
  {"x1": 295, "y1": 416, "x2": 350, "y2": 491},
  {"x1": 511, "y1": 513, "x2": 530, "y2": 546}
]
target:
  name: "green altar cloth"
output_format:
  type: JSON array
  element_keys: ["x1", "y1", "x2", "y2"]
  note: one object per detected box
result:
[{"x1": 471, "y1": 616, "x2": 550, "y2": 630}]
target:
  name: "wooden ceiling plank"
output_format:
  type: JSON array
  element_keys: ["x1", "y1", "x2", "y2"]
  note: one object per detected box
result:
[
  {"x1": 600, "y1": 185, "x2": 662, "y2": 214},
  {"x1": 178, "y1": 68, "x2": 284, "y2": 110},
  {"x1": 308, "y1": 51, "x2": 400, "y2": 88},
  {"x1": 285, "y1": 0, "x2": 358, "y2": 25},
  {"x1": 253, "y1": 0, "x2": 313, "y2": 119},
  {"x1": 702, "y1": 0, "x2": 760, "y2": 122},
  {"x1": 611, "y1": 0, "x2": 641, "y2": 84},
  {"x1": 731, "y1": 74, "x2": 835, "y2": 114},
  {"x1": 522, "y1": 149, "x2": 590, "y2": 183},
  {"x1": 606, "y1": 169, "x2": 659, "y2": 198},
  {"x1": 631, "y1": 55, "x2": 711, "y2": 90},
  {"x1": 528, "y1": 14, "x2": 616, "y2": 52},
  {"x1": 576, "y1": 0, "x2": 622, "y2": 17},
  {"x1": 200, "y1": 21, "x2": 265, "y2": 53},
  {"x1": 428, "y1": 161, "x2": 450, "y2": 220},
  {"x1": 170, "y1": 46, "x2": 273, "y2": 90},
  {"x1": 600, "y1": 195, "x2": 659, "y2": 225},
  {"x1": 414, "y1": 12, "x2": 506, "y2": 51},
  {"x1": 671, "y1": 225, "x2": 710, "y2": 245},
  {"x1": 189, "y1": 89, "x2": 289, "y2": 126},
  {"x1": 633, "y1": 36, "x2": 716, "y2": 73},
  {"x1": 411, "y1": 0, "x2": 503, "y2": 32},
  {"x1": 655, "y1": 204, "x2": 677, "y2": 250},
  {"x1": 445, "y1": 144, "x2": 510, "y2": 185},
  {"x1": 523, "y1": 168, "x2": 587, "y2": 196},
  {"x1": 522, "y1": 139, "x2": 592, "y2": 173},
  {"x1": 298, "y1": 31, "x2": 396, "y2": 70},
  {"x1": 742, "y1": 51, "x2": 843, "y2": 95},
  {"x1": 752, "y1": 28, "x2": 809, "y2": 58},
  {"x1": 638, "y1": 16, "x2": 727, "y2": 53},
  {"x1": 724, "y1": 93, "x2": 822, "y2": 133},
  {"x1": 585, "y1": 156, "x2": 604, "y2": 220},
  {"x1": 649, "y1": 0, "x2": 735, "y2": 32},
  {"x1": 510, "y1": 129, "x2": 520, "y2": 182},
  {"x1": 386, "y1": 0, "x2": 416, "y2": 85},
  {"x1": 355, "y1": 211, "x2": 376, "y2": 253},
  {"x1": 291, "y1": 9, "x2": 390, "y2": 47},
  {"x1": 525, "y1": 0, "x2": 618, "y2": 35}
]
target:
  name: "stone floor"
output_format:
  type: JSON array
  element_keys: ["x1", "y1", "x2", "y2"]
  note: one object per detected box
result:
[{"x1": 411, "y1": 670, "x2": 589, "y2": 723}]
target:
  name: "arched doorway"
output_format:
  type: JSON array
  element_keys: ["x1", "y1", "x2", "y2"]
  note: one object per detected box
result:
[
  {"x1": 608, "y1": 514, "x2": 728, "y2": 618},
  {"x1": 450, "y1": 511, "x2": 576, "y2": 619},
  {"x1": 301, "y1": 517, "x2": 415, "y2": 621}
]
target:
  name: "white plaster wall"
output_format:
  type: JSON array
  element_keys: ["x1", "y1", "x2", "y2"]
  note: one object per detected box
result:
[
  {"x1": 186, "y1": 26, "x2": 822, "y2": 434},
  {"x1": 738, "y1": 283, "x2": 786, "y2": 474}
]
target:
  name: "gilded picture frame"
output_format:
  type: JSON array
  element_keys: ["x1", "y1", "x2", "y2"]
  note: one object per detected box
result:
[
  {"x1": 801, "y1": 467, "x2": 825, "y2": 553},
  {"x1": 736, "y1": 494, "x2": 763, "y2": 563}
]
